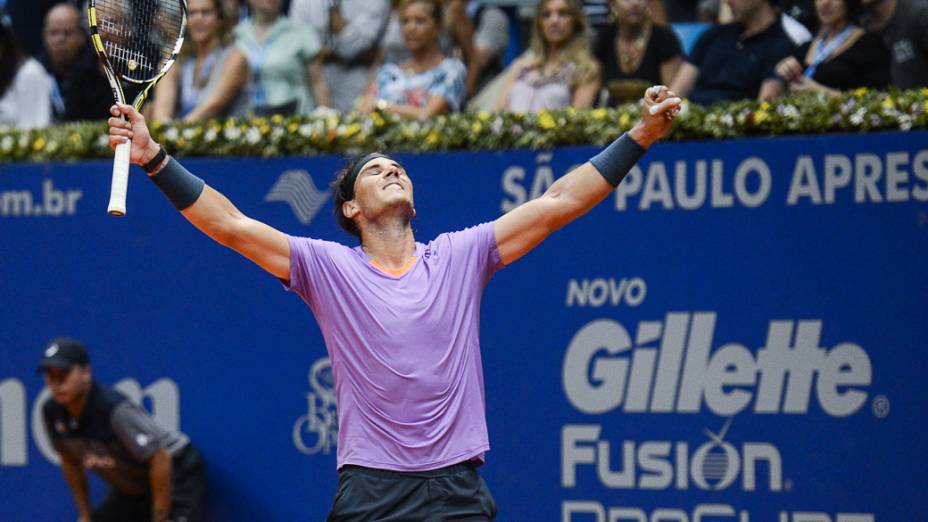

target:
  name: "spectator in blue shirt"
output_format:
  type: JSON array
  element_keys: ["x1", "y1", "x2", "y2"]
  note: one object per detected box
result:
[{"x1": 670, "y1": 0, "x2": 797, "y2": 104}]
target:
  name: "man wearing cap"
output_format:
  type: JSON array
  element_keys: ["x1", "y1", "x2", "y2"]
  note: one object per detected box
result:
[
  {"x1": 104, "y1": 86, "x2": 681, "y2": 519},
  {"x1": 38, "y1": 338, "x2": 207, "y2": 522}
]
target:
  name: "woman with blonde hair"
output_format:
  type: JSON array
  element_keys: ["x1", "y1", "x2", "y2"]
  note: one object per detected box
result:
[
  {"x1": 497, "y1": 0, "x2": 601, "y2": 112},
  {"x1": 151, "y1": 0, "x2": 248, "y2": 121}
]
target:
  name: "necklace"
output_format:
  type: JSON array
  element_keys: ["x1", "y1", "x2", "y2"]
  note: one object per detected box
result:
[{"x1": 617, "y1": 24, "x2": 651, "y2": 74}]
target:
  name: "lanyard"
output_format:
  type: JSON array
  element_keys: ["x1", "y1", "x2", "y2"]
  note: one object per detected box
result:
[{"x1": 805, "y1": 25, "x2": 857, "y2": 79}]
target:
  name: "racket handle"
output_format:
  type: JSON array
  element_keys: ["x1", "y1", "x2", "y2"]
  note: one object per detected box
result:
[{"x1": 107, "y1": 140, "x2": 131, "y2": 216}]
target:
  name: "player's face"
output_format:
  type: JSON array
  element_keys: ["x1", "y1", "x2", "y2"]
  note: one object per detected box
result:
[
  {"x1": 44, "y1": 366, "x2": 91, "y2": 406},
  {"x1": 351, "y1": 157, "x2": 416, "y2": 220}
]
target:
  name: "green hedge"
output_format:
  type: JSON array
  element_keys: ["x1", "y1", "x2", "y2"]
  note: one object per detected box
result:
[{"x1": 2, "y1": 88, "x2": 926, "y2": 163}]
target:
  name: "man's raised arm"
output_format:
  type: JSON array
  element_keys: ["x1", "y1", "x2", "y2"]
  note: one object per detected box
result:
[
  {"x1": 494, "y1": 86, "x2": 681, "y2": 265},
  {"x1": 107, "y1": 104, "x2": 291, "y2": 280}
]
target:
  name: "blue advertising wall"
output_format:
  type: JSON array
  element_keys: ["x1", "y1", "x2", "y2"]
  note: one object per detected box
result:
[{"x1": 1, "y1": 131, "x2": 927, "y2": 521}]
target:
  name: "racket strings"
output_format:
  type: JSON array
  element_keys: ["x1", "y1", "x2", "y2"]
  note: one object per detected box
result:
[{"x1": 96, "y1": 0, "x2": 185, "y2": 82}]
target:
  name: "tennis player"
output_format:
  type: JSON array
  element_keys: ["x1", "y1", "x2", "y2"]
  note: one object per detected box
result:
[{"x1": 107, "y1": 85, "x2": 681, "y2": 520}]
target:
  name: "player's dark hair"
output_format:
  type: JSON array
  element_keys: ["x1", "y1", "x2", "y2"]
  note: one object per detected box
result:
[{"x1": 331, "y1": 154, "x2": 375, "y2": 239}]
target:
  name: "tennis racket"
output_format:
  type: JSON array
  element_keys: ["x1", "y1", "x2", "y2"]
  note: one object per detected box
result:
[{"x1": 88, "y1": 0, "x2": 187, "y2": 215}]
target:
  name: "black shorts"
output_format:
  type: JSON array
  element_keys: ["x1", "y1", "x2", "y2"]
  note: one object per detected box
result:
[
  {"x1": 92, "y1": 445, "x2": 207, "y2": 522},
  {"x1": 327, "y1": 461, "x2": 497, "y2": 522}
]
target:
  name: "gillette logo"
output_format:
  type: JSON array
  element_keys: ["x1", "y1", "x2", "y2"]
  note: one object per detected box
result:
[{"x1": 563, "y1": 313, "x2": 872, "y2": 417}]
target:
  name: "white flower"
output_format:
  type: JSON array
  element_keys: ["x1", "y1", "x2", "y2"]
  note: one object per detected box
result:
[
  {"x1": 95, "y1": 135, "x2": 108, "y2": 148},
  {"x1": 849, "y1": 108, "x2": 866, "y2": 126},
  {"x1": 204, "y1": 128, "x2": 217, "y2": 142},
  {"x1": 777, "y1": 105, "x2": 800, "y2": 119},
  {"x1": 1, "y1": 136, "x2": 13, "y2": 152},
  {"x1": 271, "y1": 127, "x2": 285, "y2": 139},
  {"x1": 720, "y1": 114, "x2": 734, "y2": 127},
  {"x1": 18, "y1": 135, "x2": 29, "y2": 148},
  {"x1": 182, "y1": 128, "x2": 198, "y2": 140},
  {"x1": 299, "y1": 124, "x2": 313, "y2": 137},
  {"x1": 164, "y1": 127, "x2": 179, "y2": 141},
  {"x1": 223, "y1": 127, "x2": 241, "y2": 140},
  {"x1": 245, "y1": 127, "x2": 261, "y2": 145}
]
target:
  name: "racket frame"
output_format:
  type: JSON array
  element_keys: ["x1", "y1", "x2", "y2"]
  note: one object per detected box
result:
[{"x1": 87, "y1": 0, "x2": 187, "y2": 215}]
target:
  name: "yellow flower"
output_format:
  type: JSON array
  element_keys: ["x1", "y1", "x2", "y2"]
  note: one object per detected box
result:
[
  {"x1": 271, "y1": 114, "x2": 284, "y2": 124},
  {"x1": 32, "y1": 138, "x2": 45, "y2": 151},
  {"x1": 477, "y1": 111, "x2": 491, "y2": 121},
  {"x1": 881, "y1": 97, "x2": 895, "y2": 109},
  {"x1": 591, "y1": 108, "x2": 608, "y2": 120},
  {"x1": 619, "y1": 112, "x2": 631, "y2": 127},
  {"x1": 538, "y1": 111, "x2": 556, "y2": 130},
  {"x1": 759, "y1": 101, "x2": 770, "y2": 111},
  {"x1": 923, "y1": 100, "x2": 928, "y2": 112},
  {"x1": 425, "y1": 131, "x2": 440, "y2": 146},
  {"x1": 754, "y1": 110, "x2": 769, "y2": 124},
  {"x1": 372, "y1": 112, "x2": 385, "y2": 127},
  {"x1": 852, "y1": 87, "x2": 868, "y2": 97},
  {"x1": 471, "y1": 121, "x2": 482, "y2": 134},
  {"x1": 69, "y1": 133, "x2": 81, "y2": 144},
  {"x1": 921, "y1": 87, "x2": 928, "y2": 97},
  {"x1": 260, "y1": 124, "x2": 271, "y2": 135},
  {"x1": 288, "y1": 123, "x2": 299, "y2": 133},
  {"x1": 343, "y1": 123, "x2": 361, "y2": 138}
]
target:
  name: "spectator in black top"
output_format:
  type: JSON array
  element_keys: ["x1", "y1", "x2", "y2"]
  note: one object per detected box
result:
[
  {"x1": 594, "y1": 0, "x2": 684, "y2": 105},
  {"x1": 39, "y1": 338, "x2": 207, "y2": 522},
  {"x1": 772, "y1": 0, "x2": 889, "y2": 96},
  {"x1": 861, "y1": 0, "x2": 928, "y2": 89},
  {"x1": 40, "y1": 3, "x2": 113, "y2": 122},
  {"x1": 670, "y1": 0, "x2": 797, "y2": 104}
]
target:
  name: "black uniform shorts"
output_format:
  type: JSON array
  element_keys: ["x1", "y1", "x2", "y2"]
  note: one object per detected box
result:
[
  {"x1": 326, "y1": 461, "x2": 497, "y2": 522},
  {"x1": 92, "y1": 445, "x2": 207, "y2": 522}
]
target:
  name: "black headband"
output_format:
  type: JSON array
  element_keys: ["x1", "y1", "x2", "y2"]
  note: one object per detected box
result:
[{"x1": 341, "y1": 153, "x2": 395, "y2": 201}]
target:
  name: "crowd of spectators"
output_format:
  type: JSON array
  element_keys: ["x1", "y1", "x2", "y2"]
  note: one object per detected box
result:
[{"x1": 0, "y1": 0, "x2": 925, "y2": 129}]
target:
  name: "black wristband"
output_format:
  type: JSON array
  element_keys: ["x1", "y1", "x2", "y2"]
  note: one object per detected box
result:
[
  {"x1": 142, "y1": 145, "x2": 167, "y2": 174},
  {"x1": 149, "y1": 158, "x2": 206, "y2": 210},
  {"x1": 589, "y1": 133, "x2": 646, "y2": 187}
]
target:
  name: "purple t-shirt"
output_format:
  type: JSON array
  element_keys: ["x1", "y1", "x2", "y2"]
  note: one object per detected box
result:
[{"x1": 285, "y1": 222, "x2": 504, "y2": 471}]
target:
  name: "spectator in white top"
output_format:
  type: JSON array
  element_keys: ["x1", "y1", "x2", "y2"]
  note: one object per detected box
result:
[
  {"x1": 0, "y1": 23, "x2": 52, "y2": 129},
  {"x1": 289, "y1": 0, "x2": 390, "y2": 113}
]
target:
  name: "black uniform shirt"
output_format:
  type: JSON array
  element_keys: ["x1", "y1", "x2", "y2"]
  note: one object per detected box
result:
[{"x1": 42, "y1": 381, "x2": 188, "y2": 496}]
